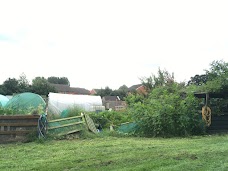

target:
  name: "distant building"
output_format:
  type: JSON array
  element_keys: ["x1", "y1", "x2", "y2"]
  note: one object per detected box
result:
[
  {"x1": 128, "y1": 84, "x2": 147, "y2": 95},
  {"x1": 90, "y1": 89, "x2": 101, "y2": 95},
  {"x1": 50, "y1": 84, "x2": 90, "y2": 95},
  {"x1": 102, "y1": 96, "x2": 126, "y2": 111}
]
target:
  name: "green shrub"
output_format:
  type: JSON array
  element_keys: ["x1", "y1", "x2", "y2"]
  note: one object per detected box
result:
[{"x1": 130, "y1": 83, "x2": 205, "y2": 137}]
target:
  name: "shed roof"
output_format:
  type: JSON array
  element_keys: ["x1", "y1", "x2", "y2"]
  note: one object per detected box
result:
[
  {"x1": 194, "y1": 92, "x2": 227, "y2": 98},
  {"x1": 102, "y1": 96, "x2": 120, "y2": 101}
]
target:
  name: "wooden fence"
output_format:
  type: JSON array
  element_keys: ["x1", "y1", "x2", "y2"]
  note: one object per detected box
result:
[
  {"x1": 0, "y1": 115, "x2": 40, "y2": 143},
  {"x1": 48, "y1": 115, "x2": 85, "y2": 137},
  {"x1": 0, "y1": 114, "x2": 96, "y2": 143}
]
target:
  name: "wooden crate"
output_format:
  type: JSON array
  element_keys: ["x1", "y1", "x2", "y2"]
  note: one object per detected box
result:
[{"x1": 0, "y1": 115, "x2": 40, "y2": 143}]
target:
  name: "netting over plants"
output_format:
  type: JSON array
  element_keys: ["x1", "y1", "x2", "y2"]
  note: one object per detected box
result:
[
  {"x1": 4, "y1": 92, "x2": 46, "y2": 114},
  {"x1": 0, "y1": 94, "x2": 9, "y2": 107}
]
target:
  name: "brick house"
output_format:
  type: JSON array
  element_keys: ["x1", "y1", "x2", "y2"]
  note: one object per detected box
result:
[{"x1": 128, "y1": 84, "x2": 147, "y2": 95}]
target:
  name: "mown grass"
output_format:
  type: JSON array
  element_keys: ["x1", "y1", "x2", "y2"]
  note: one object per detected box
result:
[{"x1": 0, "y1": 134, "x2": 228, "y2": 171}]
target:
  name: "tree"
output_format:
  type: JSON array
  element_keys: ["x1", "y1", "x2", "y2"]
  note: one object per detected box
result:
[
  {"x1": 2, "y1": 78, "x2": 20, "y2": 95},
  {"x1": 140, "y1": 68, "x2": 175, "y2": 93},
  {"x1": 18, "y1": 73, "x2": 31, "y2": 93},
  {"x1": 0, "y1": 85, "x2": 6, "y2": 95},
  {"x1": 31, "y1": 77, "x2": 56, "y2": 96},
  {"x1": 187, "y1": 74, "x2": 208, "y2": 86},
  {"x1": 47, "y1": 77, "x2": 70, "y2": 86},
  {"x1": 96, "y1": 86, "x2": 113, "y2": 97},
  {"x1": 190, "y1": 60, "x2": 228, "y2": 94},
  {"x1": 206, "y1": 60, "x2": 228, "y2": 81},
  {"x1": 118, "y1": 85, "x2": 128, "y2": 92}
]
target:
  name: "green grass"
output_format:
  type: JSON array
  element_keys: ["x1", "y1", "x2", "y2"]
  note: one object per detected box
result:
[{"x1": 1, "y1": 134, "x2": 228, "y2": 171}]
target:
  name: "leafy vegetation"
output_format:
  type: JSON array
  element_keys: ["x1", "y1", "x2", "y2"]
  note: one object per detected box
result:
[
  {"x1": 187, "y1": 60, "x2": 228, "y2": 94},
  {"x1": 1, "y1": 135, "x2": 228, "y2": 171},
  {"x1": 0, "y1": 104, "x2": 45, "y2": 115},
  {"x1": 127, "y1": 83, "x2": 204, "y2": 137},
  {"x1": 47, "y1": 76, "x2": 70, "y2": 86},
  {"x1": 95, "y1": 85, "x2": 128, "y2": 100},
  {"x1": 89, "y1": 110, "x2": 133, "y2": 129},
  {"x1": 122, "y1": 60, "x2": 227, "y2": 137}
]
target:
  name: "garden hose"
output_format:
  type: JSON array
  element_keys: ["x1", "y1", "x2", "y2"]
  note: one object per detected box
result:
[
  {"x1": 38, "y1": 114, "x2": 48, "y2": 138},
  {"x1": 202, "y1": 106, "x2": 211, "y2": 127}
]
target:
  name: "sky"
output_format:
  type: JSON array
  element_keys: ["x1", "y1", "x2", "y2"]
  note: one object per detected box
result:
[{"x1": 0, "y1": 0, "x2": 227, "y2": 90}]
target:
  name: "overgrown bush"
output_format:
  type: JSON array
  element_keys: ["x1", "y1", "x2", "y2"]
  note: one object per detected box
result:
[{"x1": 129, "y1": 83, "x2": 205, "y2": 137}]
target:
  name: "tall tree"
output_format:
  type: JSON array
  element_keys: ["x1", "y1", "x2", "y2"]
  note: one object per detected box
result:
[
  {"x1": 18, "y1": 73, "x2": 30, "y2": 92},
  {"x1": 31, "y1": 77, "x2": 56, "y2": 96},
  {"x1": 47, "y1": 77, "x2": 70, "y2": 86},
  {"x1": 141, "y1": 68, "x2": 175, "y2": 93},
  {"x1": 96, "y1": 86, "x2": 113, "y2": 97},
  {"x1": 205, "y1": 60, "x2": 228, "y2": 81},
  {"x1": 0, "y1": 85, "x2": 6, "y2": 95},
  {"x1": 2, "y1": 78, "x2": 19, "y2": 95},
  {"x1": 187, "y1": 74, "x2": 208, "y2": 86}
]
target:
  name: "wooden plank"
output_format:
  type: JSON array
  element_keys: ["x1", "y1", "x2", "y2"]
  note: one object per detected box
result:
[
  {"x1": 48, "y1": 116, "x2": 83, "y2": 123},
  {"x1": 0, "y1": 122, "x2": 38, "y2": 127},
  {"x1": 84, "y1": 114, "x2": 97, "y2": 134},
  {"x1": 0, "y1": 115, "x2": 40, "y2": 120},
  {"x1": 0, "y1": 130, "x2": 35, "y2": 135},
  {"x1": 48, "y1": 121, "x2": 84, "y2": 130}
]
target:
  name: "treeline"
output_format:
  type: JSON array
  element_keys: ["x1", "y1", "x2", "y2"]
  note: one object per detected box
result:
[
  {"x1": 0, "y1": 75, "x2": 70, "y2": 96},
  {"x1": 0, "y1": 73, "x2": 129, "y2": 99}
]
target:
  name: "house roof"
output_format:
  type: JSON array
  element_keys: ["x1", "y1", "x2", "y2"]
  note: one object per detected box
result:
[
  {"x1": 102, "y1": 96, "x2": 120, "y2": 101},
  {"x1": 50, "y1": 84, "x2": 90, "y2": 95},
  {"x1": 128, "y1": 84, "x2": 143, "y2": 91},
  {"x1": 91, "y1": 89, "x2": 101, "y2": 94}
]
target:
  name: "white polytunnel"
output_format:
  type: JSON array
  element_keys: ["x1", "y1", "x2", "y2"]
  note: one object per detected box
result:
[{"x1": 48, "y1": 92, "x2": 105, "y2": 115}]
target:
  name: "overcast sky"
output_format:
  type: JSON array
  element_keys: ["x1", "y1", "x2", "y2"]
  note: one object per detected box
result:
[{"x1": 0, "y1": 0, "x2": 227, "y2": 90}]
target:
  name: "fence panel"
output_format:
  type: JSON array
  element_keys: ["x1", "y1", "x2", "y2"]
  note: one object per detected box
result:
[{"x1": 0, "y1": 115, "x2": 39, "y2": 143}]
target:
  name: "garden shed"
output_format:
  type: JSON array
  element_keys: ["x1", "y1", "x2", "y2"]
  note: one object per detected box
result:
[{"x1": 194, "y1": 92, "x2": 228, "y2": 133}]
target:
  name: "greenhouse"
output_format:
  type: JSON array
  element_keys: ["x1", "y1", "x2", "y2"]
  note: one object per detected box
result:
[{"x1": 48, "y1": 92, "x2": 104, "y2": 116}]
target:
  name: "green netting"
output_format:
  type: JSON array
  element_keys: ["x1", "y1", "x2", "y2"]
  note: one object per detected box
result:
[
  {"x1": 118, "y1": 122, "x2": 137, "y2": 134},
  {"x1": 4, "y1": 92, "x2": 46, "y2": 113},
  {"x1": 60, "y1": 109, "x2": 69, "y2": 118},
  {"x1": 0, "y1": 94, "x2": 9, "y2": 107}
]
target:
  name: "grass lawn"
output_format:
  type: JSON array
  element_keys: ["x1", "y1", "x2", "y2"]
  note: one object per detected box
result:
[{"x1": 1, "y1": 133, "x2": 228, "y2": 171}]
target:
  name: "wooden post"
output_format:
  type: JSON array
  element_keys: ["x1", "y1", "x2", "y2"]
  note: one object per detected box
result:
[{"x1": 205, "y1": 93, "x2": 209, "y2": 106}]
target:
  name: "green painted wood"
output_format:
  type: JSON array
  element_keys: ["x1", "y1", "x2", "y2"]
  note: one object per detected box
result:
[{"x1": 84, "y1": 114, "x2": 97, "y2": 134}]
